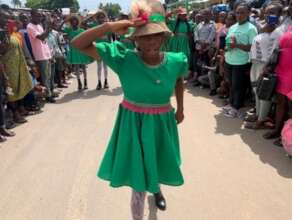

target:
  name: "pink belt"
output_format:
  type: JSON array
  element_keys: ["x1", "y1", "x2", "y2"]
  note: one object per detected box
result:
[{"x1": 121, "y1": 99, "x2": 172, "y2": 114}]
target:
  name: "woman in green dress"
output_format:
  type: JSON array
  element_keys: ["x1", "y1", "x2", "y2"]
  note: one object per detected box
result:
[
  {"x1": 165, "y1": 8, "x2": 194, "y2": 72},
  {"x1": 72, "y1": 0, "x2": 187, "y2": 219},
  {"x1": 63, "y1": 15, "x2": 93, "y2": 91}
]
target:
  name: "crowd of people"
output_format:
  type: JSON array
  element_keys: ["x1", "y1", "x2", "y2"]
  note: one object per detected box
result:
[
  {"x1": 0, "y1": 5, "x2": 120, "y2": 143},
  {"x1": 163, "y1": 0, "x2": 292, "y2": 152},
  {"x1": 0, "y1": 0, "x2": 291, "y2": 153}
]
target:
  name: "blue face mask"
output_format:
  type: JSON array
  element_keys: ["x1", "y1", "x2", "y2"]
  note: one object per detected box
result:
[{"x1": 266, "y1": 14, "x2": 279, "y2": 26}]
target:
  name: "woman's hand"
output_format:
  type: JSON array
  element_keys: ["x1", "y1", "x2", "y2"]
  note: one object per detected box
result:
[
  {"x1": 230, "y1": 36, "x2": 237, "y2": 49},
  {"x1": 108, "y1": 19, "x2": 146, "y2": 35},
  {"x1": 175, "y1": 109, "x2": 184, "y2": 124}
]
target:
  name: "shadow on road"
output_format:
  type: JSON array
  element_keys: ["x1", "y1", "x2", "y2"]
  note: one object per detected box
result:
[
  {"x1": 56, "y1": 87, "x2": 123, "y2": 104},
  {"x1": 186, "y1": 84, "x2": 292, "y2": 179}
]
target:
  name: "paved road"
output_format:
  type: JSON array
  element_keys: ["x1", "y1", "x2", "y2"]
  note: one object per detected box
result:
[{"x1": 0, "y1": 64, "x2": 292, "y2": 220}]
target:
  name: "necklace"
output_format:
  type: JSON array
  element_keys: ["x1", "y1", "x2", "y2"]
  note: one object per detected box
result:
[{"x1": 137, "y1": 52, "x2": 166, "y2": 85}]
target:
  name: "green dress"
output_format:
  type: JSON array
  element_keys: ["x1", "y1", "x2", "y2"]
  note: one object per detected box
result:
[
  {"x1": 165, "y1": 19, "x2": 192, "y2": 62},
  {"x1": 96, "y1": 41, "x2": 188, "y2": 193},
  {"x1": 64, "y1": 27, "x2": 93, "y2": 65},
  {"x1": 0, "y1": 37, "x2": 33, "y2": 102}
]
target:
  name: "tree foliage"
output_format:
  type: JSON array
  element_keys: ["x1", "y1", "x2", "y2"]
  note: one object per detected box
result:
[
  {"x1": 98, "y1": 3, "x2": 122, "y2": 19},
  {"x1": 25, "y1": 0, "x2": 80, "y2": 12}
]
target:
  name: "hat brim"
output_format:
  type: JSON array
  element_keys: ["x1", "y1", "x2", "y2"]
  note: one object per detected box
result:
[{"x1": 128, "y1": 23, "x2": 172, "y2": 39}]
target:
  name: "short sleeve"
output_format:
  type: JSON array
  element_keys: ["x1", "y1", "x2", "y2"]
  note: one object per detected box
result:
[
  {"x1": 63, "y1": 27, "x2": 71, "y2": 34},
  {"x1": 176, "y1": 53, "x2": 188, "y2": 78},
  {"x1": 95, "y1": 41, "x2": 127, "y2": 74},
  {"x1": 27, "y1": 24, "x2": 41, "y2": 39},
  {"x1": 248, "y1": 25, "x2": 258, "y2": 45}
]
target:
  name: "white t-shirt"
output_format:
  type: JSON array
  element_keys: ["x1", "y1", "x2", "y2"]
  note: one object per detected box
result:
[{"x1": 250, "y1": 29, "x2": 282, "y2": 63}]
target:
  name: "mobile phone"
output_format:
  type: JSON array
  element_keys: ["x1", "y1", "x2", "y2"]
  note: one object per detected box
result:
[{"x1": 267, "y1": 15, "x2": 279, "y2": 25}]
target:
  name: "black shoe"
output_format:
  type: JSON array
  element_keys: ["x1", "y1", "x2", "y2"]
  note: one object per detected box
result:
[
  {"x1": 104, "y1": 79, "x2": 109, "y2": 89},
  {"x1": 78, "y1": 79, "x2": 82, "y2": 91},
  {"x1": 154, "y1": 192, "x2": 167, "y2": 211},
  {"x1": 84, "y1": 79, "x2": 88, "y2": 90},
  {"x1": 46, "y1": 97, "x2": 56, "y2": 103},
  {"x1": 96, "y1": 80, "x2": 102, "y2": 90},
  {"x1": 209, "y1": 89, "x2": 217, "y2": 96}
]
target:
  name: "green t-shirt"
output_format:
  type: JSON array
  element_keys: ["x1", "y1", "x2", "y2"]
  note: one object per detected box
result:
[
  {"x1": 95, "y1": 41, "x2": 188, "y2": 105},
  {"x1": 225, "y1": 22, "x2": 258, "y2": 65}
]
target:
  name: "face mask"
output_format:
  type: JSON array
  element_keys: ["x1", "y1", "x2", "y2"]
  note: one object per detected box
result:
[{"x1": 266, "y1": 15, "x2": 279, "y2": 26}]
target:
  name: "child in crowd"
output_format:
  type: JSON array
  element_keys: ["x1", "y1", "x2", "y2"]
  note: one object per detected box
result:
[
  {"x1": 193, "y1": 9, "x2": 216, "y2": 86},
  {"x1": 198, "y1": 46, "x2": 219, "y2": 96}
]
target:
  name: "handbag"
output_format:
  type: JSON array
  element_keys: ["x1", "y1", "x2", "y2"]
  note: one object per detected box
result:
[{"x1": 256, "y1": 73, "x2": 277, "y2": 101}]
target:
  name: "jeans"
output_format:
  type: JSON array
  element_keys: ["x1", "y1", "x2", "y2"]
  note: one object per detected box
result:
[
  {"x1": 225, "y1": 62, "x2": 250, "y2": 110},
  {"x1": 50, "y1": 61, "x2": 56, "y2": 92},
  {"x1": 36, "y1": 60, "x2": 52, "y2": 97}
]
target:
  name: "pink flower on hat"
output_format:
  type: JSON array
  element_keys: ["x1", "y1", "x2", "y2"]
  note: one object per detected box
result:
[{"x1": 138, "y1": 9, "x2": 150, "y2": 22}]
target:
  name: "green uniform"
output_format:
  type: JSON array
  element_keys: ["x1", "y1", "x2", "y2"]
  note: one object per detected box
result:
[
  {"x1": 165, "y1": 19, "x2": 192, "y2": 62},
  {"x1": 64, "y1": 27, "x2": 93, "y2": 64},
  {"x1": 96, "y1": 41, "x2": 188, "y2": 193}
]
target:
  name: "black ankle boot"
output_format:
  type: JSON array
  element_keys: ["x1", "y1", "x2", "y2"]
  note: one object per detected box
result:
[
  {"x1": 154, "y1": 192, "x2": 167, "y2": 211},
  {"x1": 84, "y1": 79, "x2": 88, "y2": 90},
  {"x1": 78, "y1": 79, "x2": 82, "y2": 91},
  {"x1": 96, "y1": 80, "x2": 102, "y2": 90},
  {"x1": 104, "y1": 79, "x2": 109, "y2": 89}
]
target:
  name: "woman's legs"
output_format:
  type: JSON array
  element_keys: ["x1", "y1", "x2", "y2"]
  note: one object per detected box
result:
[
  {"x1": 264, "y1": 93, "x2": 288, "y2": 139},
  {"x1": 73, "y1": 65, "x2": 82, "y2": 91},
  {"x1": 131, "y1": 190, "x2": 146, "y2": 220},
  {"x1": 96, "y1": 61, "x2": 102, "y2": 90},
  {"x1": 82, "y1": 65, "x2": 88, "y2": 90},
  {"x1": 103, "y1": 61, "x2": 109, "y2": 89}
]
